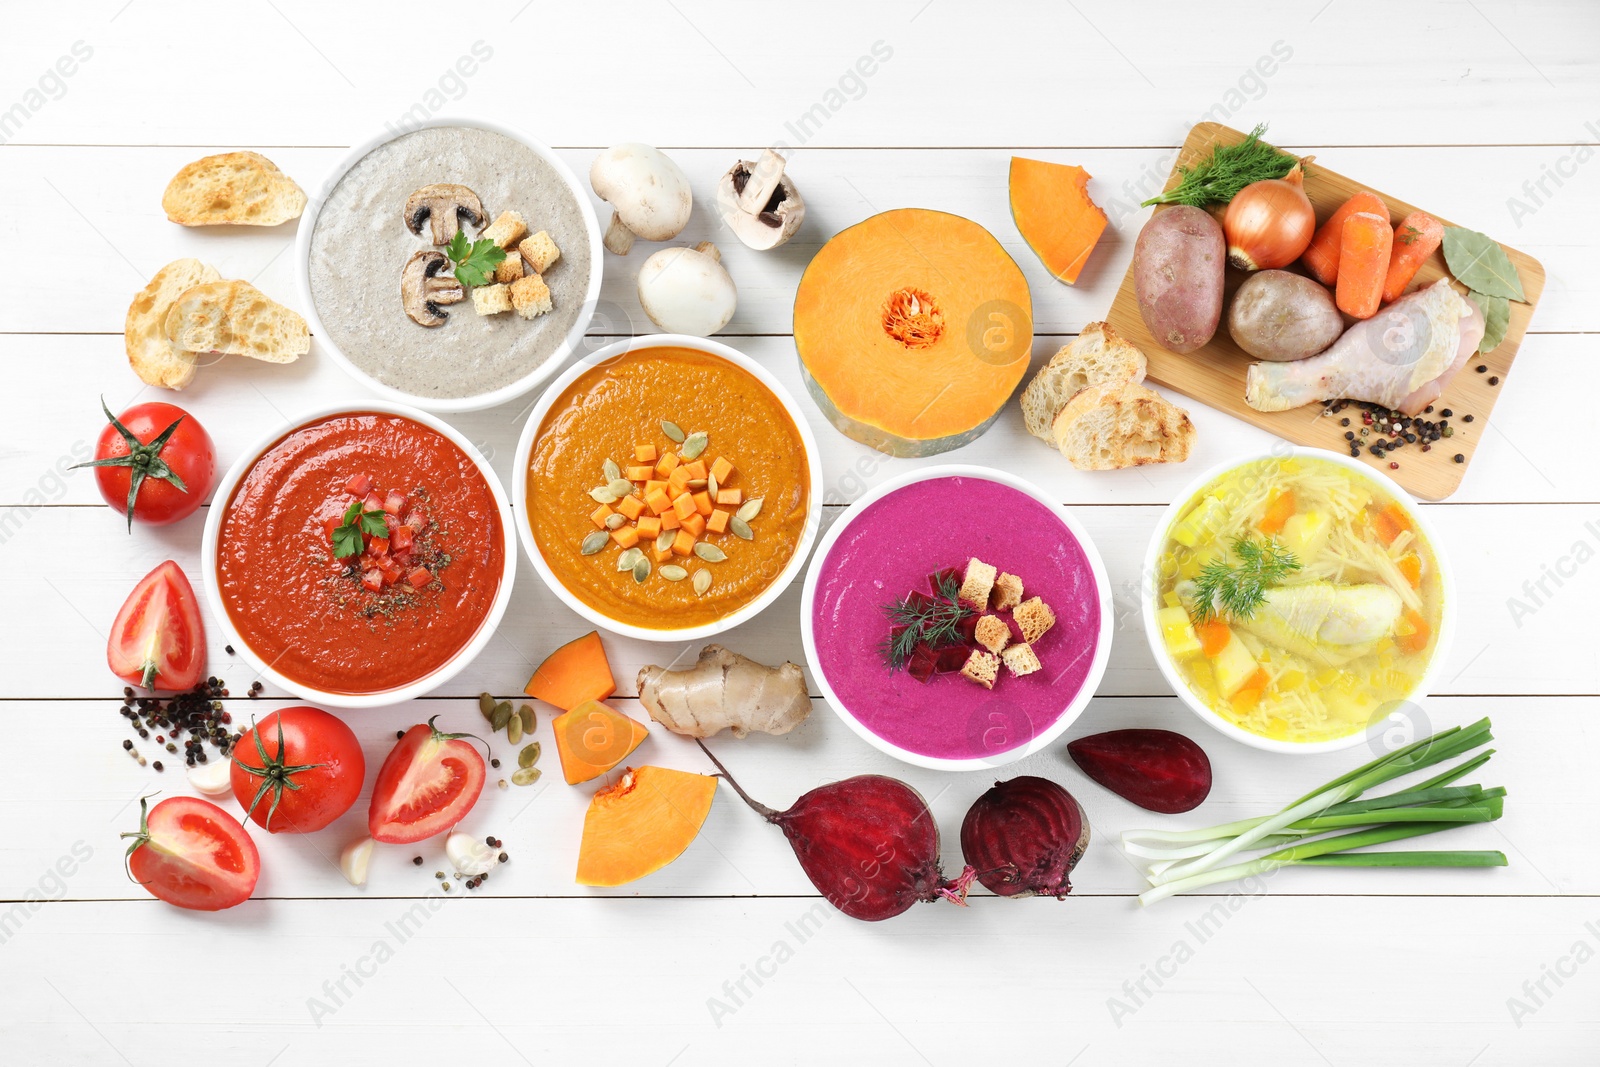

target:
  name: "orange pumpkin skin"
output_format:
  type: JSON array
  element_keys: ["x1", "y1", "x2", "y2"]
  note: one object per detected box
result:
[
  {"x1": 524, "y1": 631, "x2": 616, "y2": 711},
  {"x1": 793, "y1": 208, "x2": 1033, "y2": 458},
  {"x1": 1009, "y1": 157, "x2": 1108, "y2": 286},
  {"x1": 551, "y1": 700, "x2": 649, "y2": 785},
  {"x1": 576, "y1": 766, "x2": 718, "y2": 886}
]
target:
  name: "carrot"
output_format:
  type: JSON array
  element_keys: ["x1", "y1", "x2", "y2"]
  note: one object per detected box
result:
[
  {"x1": 1381, "y1": 211, "x2": 1444, "y2": 304},
  {"x1": 1395, "y1": 608, "x2": 1432, "y2": 655},
  {"x1": 1257, "y1": 490, "x2": 1296, "y2": 535},
  {"x1": 1196, "y1": 619, "x2": 1233, "y2": 659},
  {"x1": 1301, "y1": 191, "x2": 1387, "y2": 286},
  {"x1": 1396, "y1": 553, "x2": 1423, "y2": 589},
  {"x1": 1371, "y1": 503, "x2": 1412, "y2": 546},
  {"x1": 1231, "y1": 668, "x2": 1272, "y2": 711},
  {"x1": 1336, "y1": 212, "x2": 1392, "y2": 319}
]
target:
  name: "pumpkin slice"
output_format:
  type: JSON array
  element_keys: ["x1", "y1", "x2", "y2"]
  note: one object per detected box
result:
[
  {"x1": 524, "y1": 631, "x2": 616, "y2": 711},
  {"x1": 551, "y1": 700, "x2": 649, "y2": 785},
  {"x1": 794, "y1": 208, "x2": 1033, "y2": 457},
  {"x1": 1009, "y1": 157, "x2": 1108, "y2": 286},
  {"x1": 576, "y1": 765, "x2": 717, "y2": 886}
]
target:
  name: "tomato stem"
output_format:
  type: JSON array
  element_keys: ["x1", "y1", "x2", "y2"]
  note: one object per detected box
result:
[{"x1": 234, "y1": 715, "x2": 327, "y2": 832}]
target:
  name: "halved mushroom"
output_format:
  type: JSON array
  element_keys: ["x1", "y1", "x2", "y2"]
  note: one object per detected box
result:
[
  {"x1": 716, "y1": 149, "x2": 805, "y2": 251},
  {"x1": 401, "y1": 250, "x2": 465, "y2": 327},
  {"x1": 590, "y1": 144, "x2": 692, "y2": 255},
  {"x1": 404, "y1": 183, "x2": 487, "y2": 245}
]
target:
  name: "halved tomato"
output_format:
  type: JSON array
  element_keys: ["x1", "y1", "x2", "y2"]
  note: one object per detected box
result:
[
  {"x1": 108, "y1": 560, "x2": 205, "y2": 691},
  {"x1": 368, "y1": 717, "x2": 486, "y2": 843},
  {"x1": 123, "y1": 796, "x2": 259, "y2": 911}
]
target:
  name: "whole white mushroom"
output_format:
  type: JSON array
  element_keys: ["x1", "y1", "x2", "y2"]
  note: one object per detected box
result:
[
  {"x1": 636, "y1": 243, "x2": 737, "y2": 337},
  {"x1": 590, "y1": 143, "x2": 693, "y2": 255}
]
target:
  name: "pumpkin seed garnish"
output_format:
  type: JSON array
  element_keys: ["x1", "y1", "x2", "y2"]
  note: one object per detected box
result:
[
  {"x1": 518, "y1": 741, "x2": 541, "y2": 768},
  {"x1": 491, "y1": 701, "x2": 513, "y2": 731},
  {"x1": 661, "y1": 420, "x2": 685, "y2": 443},
  {"x1": 660, "y1": 564, "x2": 689, "y2": 581},
  {"x1": 737, "y1": 498, "x2": 763, "y2": 521},
  {"x1": 607, "y1": 478, "x2": 635, "y2": 498},
  {"x1": 632, "y1": 557, "x2": 651, "y2": 583},
  {"x1": 581, "y1": 530, "x2": 610, "y2": 555},
  {"x1": 511, "y1": 766, "x2": 542, "y2": 787},
  {"x1": 707, "y1": 473, "x2": 719, "y2": 498},
  {"x1": 478, "y1": 692, "x2": 496, "y2": 721},
  {"x1": 507, "y1": 713, "x2": 523, "y2": 744},
  {"x1": 603, "y1": 459, "x2": 621, "y2": 482},
  {"x1": 604, "y1": 512, "x2": 627, "y2": 530},
  {"x1": 693, "y1": 569, "x2": 712, "y2": 596},
  {"x1": 518, "y1": 705, "x2": 535, "y2": 735},
  {"x1": 655, "y1": 529, "x2": 677, "y2": 553},
  {"x1": 729, "y1": 516, "x2": 754, "y2": 540},
  {"x1": 693, "y1": 542, "x2": 727, "y2": 562},
  {"x1": 680, "y1": 431, "x2": 709, "y2": 460},
  {"x1": 589, "y1": 484, "x2": 620, "y2": 504},
  {"x1": 617, "y1": 547, "x2": 644, "y2": 572}
]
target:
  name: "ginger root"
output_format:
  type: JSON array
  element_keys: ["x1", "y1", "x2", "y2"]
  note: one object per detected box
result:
[{"x1": 636, "y1": 645, "x2": 809, "y2": 739}]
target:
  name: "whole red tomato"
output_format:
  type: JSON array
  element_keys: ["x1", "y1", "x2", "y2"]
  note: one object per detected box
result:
[
  {"x1": 77, "y1": 398, "x2": 215, "y2": 529},
  {"x1": 231, "y1": 707, "x2": 366, "y2": 834}
]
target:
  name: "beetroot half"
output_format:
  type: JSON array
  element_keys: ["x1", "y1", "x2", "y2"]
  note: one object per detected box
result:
[
  {"x1": 960, "y1": 776, "x2": 1089, "y2": 898},
  {"x1": 1067, "y1": 729, "x2": 1212, "y2": 813},
  {"x1": 698, "y1": 742, "x2": 973, "y2": 922}
]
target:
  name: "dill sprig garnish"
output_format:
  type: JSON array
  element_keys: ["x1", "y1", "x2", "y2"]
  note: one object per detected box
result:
[
  {"x1": 879, "y1": 572, "x2": 972, "y2": 672},
  {"x1": 1193, "y1": 537, "x2": 1300, "y2": 621},
  {"x1": 1142, "y1": 124, "x2": 1299, "y2": 208}
]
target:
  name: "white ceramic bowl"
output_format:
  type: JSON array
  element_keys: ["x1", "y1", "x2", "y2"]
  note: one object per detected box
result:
[
  {"x1": 295, "y1": 115, "x2": 603, "y2": 413},
  {"x1": 201, "y1": 401, "x2": 517, "y2": 709},
  {"x1": 1142, "y1": 449, "x2": 1456, "y2": 755},
  {"x1": 512, "y1": 334, "x2": 825, "y2": 643},
  {"x1": 800, "y1": 465, "x2": 1115, "y2": 772}
]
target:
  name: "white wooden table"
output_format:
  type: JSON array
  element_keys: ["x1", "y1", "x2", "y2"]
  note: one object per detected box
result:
[{"x1": 3, "y1": 2, "x2": 1596, "y2": 1063}]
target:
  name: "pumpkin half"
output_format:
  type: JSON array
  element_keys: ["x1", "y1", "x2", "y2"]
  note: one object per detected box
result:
[
  {"x1": 576, "y1": 766, "x2": 717, "y2": 886},
  {"x1": 1009, "y1": 157, "x2": 1108, "y2": 286},
  {"x1": 793, "y1": 208, "x2": 1033, "y2": 457}
]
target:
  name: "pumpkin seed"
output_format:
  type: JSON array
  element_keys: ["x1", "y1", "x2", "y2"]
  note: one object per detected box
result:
[
  {"x1": 589, "y1": 485, "x2": 620, "y2": 504},
  {"x1": 661, "y1": 420, "x2": 685, "y2": 443},
  {"x1": 617, "y1": 547, "x2": 644, "y2": 572},
  {"x1": 518, "y1": 705, "x2": 535, "y2": 735},
  {"x1": 693, "y1": 569, "x2": 712, "y2": 596},
  {"x1": 512, "y1": 766, "x2": 542, "y2": 787},
  {"x1": 507, "y1": 714, "x2": 522, "y2": 744},
  {"x1": 603, "y1": 458, "x2": 621, "y2": 482},
  {"x1": 633, "y1": 557, "x2": 651, "y2": 583},
  {"x1": 707, "y1": 473, "x2": 719, "y2": 498},
  {"x1": 604, "y1": 512, "x2": 627, "y2": 530},
  {"x1": 478, "y1": 692, "x2": 496, "y2": 721},
  {"x1": 607, "y1": 478, "x2": 635, "y2": 498},
  {"x1": 518, "y1": 741, "x2": 541, "y2": 768},
  {"x1": 491, "y1": 701, "x2": 513, "y2": 731},
  {"x1": 693, "y1": 542, "x2": 727, "y2": 562},
  {"x1": 581, "y1": 530, "x2": 610, "y2": 555},
  {"x1": 680, "y1": 431, "x2": 708, "y2": 459},
  {"x1": 655, "y1": 529, "x2": 677, "y2": 553},
  {"x1": 737, "y1": 498, "x2": 763, "y2": 521},
  {"x1": 729, "y1": 516, "x2": 754, "y2": 540},
  {"x1": 660, "y1": 564, "x2": 689, "y2": 581}
]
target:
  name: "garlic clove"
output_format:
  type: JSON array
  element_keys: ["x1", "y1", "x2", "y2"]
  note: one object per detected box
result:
[
  {"x1": 445, "y1": 831, "x2": 500, "y2": 877},
  {"x1": 187, "y1": 758, "x2": 233, "y2": 797},
  {"x1": 340, "y1": 837, "x2": 375, "y2": 887}
]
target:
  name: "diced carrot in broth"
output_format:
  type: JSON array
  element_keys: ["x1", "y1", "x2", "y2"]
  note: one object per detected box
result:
[
  {"x1": 1196, "y1": 619, "x2": 1233, "y2": 659},
  {"x1": 1372, "y1": 504, "x2": 1412, "y2": 546},
  {"x1": 1395, "y1": 609, "x2": 1432, "y2": 654},
  {"x1": 1396, "y1": 553, "x2": 1423, "y2": 588},
  {"x1": 1257, "y1": 490, "x2": 1296, "y2": 535}
]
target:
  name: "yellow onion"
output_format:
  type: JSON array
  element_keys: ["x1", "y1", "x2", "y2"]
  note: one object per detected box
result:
[{"x1": 1223, "y1": 162, "x2": 1315, "y2": 271}]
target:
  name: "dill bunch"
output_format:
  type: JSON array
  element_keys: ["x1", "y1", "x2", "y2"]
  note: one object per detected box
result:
[
  {"x1": 879, "y1": 572, "x2": 972, "y2": 671},
  {"x1": 1143, "y1": 124, "x2": 1299, "y2": 207},
  {"x1": 1193, "y1": 537, "x2": 1300, "y2": 621}
]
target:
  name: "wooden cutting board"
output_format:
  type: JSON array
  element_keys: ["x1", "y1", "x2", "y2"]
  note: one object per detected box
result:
[{"x1": 1106, "y1": 122, "x2": 1545, "y2": 501}]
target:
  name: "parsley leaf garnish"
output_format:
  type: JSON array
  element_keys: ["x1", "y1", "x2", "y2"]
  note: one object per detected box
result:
[
  {"x1": 332, "y1": 499, "x2": 389, "y2": 559},
  {"x1": 446, "y1": 230, "x2": 506, "y2": 287}
]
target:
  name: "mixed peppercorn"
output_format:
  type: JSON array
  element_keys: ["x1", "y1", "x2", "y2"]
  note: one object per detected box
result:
[{"x1": 117, "y1": 678, "x2": 243, "y2": 771}]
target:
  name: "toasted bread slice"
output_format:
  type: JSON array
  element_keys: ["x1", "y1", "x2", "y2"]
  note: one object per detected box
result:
[
  {"x1": 125, "y1": 259, "x2": 222, "y2": 389},
  {"x1": 162, "y1": 151, "x2": 306, "y2": 227},
  {"x1": 163, "y1": 281, "x2": 309, "y2": 363},
  {"x1": 1019, "y1": 321, "x2": 1148, "y2": 443},
  {"x1": 1050, "y1": 382, "x2": 1194, "y2": 470}
]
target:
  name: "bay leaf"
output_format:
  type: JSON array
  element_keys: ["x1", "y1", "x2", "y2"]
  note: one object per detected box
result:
[
  {"x1": 1470, "y1": 290, "x2": 1510, "y2": 354},
  {"x1": 1442, "y1": 227, "x2": 1525, "y2": 301}
]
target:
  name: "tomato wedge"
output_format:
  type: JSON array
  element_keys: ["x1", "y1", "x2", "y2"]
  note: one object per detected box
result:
[
  {"x1": 369, "y1": 716, "x2": 486, "y2": 844},
  {"x1": 123, "y1": 796, "x2": 260, "y2": 911},
  {"x1": 108, "y1": 560, "x2": 205, "y2": 691}
]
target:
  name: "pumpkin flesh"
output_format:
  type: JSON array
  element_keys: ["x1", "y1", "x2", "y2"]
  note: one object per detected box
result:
[
  {"x1": 551, "y1": 700, "x2": 650, "y2": 785},
  {"x1": 524, "y1": 631, "x2": 616, "y2": 711},
  {"x1": 576, "y1": 766, "x2": 718, "y2": 886},
  {"x1": 1009, "y1": 157, "x2": 1108, "y2": 286}
]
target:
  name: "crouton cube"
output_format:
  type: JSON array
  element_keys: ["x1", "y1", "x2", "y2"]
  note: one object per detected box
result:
[
  {"x1": 493, "y1": 255, "x2": 524, "y2": 284},
  {"x1": 710, "y1": 456, "x2": 735, "y2": 484},
  {"x1": 959, "y1": 558, "x2": 997, "y2": 610},
  {"x1": 1015, "y1": 597, "x2": 1056, "y2": 644},
  {"x1": 471, "y1": 284, "x2": 512, "y2": 316},
  {"x1": 517, "y1": 230, "x2": 561, "y2": 274},
  {"x1": 974, "y1": 615, "x2": 1011, "y2": 654},
  {"x1": 589, "y1": 504, "x2": 614, "y2": 530},
  {"x1": 707, "y1": 509, "x2": 729, "y2": 534},
  {"x1": 611, "y1": 526, "x2": 639, "y2": 549},
  {"x1": 655, "y1": 452, "x2": 680, "y2": 478},
  {"x1": 509, "y1": 274, "x2": 552, "y2": 320},
  {"x1": 715, "y1": 488, "x2": 742, "y2": 506},
  {"x1": 692, "y1": 491, "x2": 713, "y2": 517},
  {"x1": 672, "y1": 530, "x2": 696, "y2": 557},
  {"x1": 992, "y1": 572, "x2": 1024, "y2": 613},
  {"x1": 660, "y1": 509, "x2": 682, "y2": 531},
  {"x1": 615, "y1": 494, "x2": 645, "y2": 521},
  {"x1": 682, "y1": 512, "x2": 706, "y2": 537},
  {"x1": 644, "y1": 488, "x2": 673, "y2": 515},
  {"x1": 672, "y1": 492, "x2": 698, "y2": 520},
  {"x1": 1001, "y1": 642, "x2": 1041, "y2": 678},
  {"x1": 637, "y1": 515, "x2": 661, "y2": 540},
  {"x1": 960, "y1": 649, "x2": 1000, "y2": 690},
  {"x1": 483, "y1": 210, "x2": 528, "y2": 250},
  {"x1": 635, "y1": 443, "x2": 658, "y2": 464},
  {"x1": 625, "y1": 465, "x2": 654, "y2": 482}
]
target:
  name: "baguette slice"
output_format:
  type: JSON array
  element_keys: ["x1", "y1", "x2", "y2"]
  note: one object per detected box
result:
[
  {"x1": 163, "y1": 281, "x2": 309, "y2": 363},
  {"x1": 162, "y1": 151, "x2": 306, "y2": 226},
  {"x1": 125, "y1": 259, "x2": 222, "y2": 389},
  {"x1": 1051, "y1": 382, "x2": 1194, "y2": 470},
  {"x1": 1019, "y1": 321, "x2": 1147, "y2": 442}
]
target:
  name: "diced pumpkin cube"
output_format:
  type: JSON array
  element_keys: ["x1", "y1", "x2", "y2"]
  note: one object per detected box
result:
[
  {"x1": 706, "y1": 509, "x2": 729, "y2": 534},
  {"x1": 634, "y1": 443, "x2": 657, "y2": 463},
  {"x1": 660, "y1": 510, "x2": 682, "y2": 531},
  {"x1": 652, "y1": 542, "x2": 673, "y2": 563},
  {"x1": 589, "y1": 504, "x2": 614, "y2": 530},
  {"x1": 715, "y1": 488, "x2": 742, "y2": 506},
  {"x1": 710, "y1": 457, "x2": 734, "y2": 484},
  {"x1": 636, "y1": 515, "x2": 661, "y2": 539},
  {"x1": 683, "y1": 460, "x2": 708, "y2": 481},
  {"x1": 611, "y1": 526, "x2": 639, "y2": 549},
  {"x1": 616, "y1": 494, "x2": 645, "y2": 521},
  {"x1": 672, "y1": 492, "x2": 698, "y2": 520},
  {"x1": 625, "y1": 466, "x2": 654, "y2": 482},
  {"x1": 654, "y1": 452, "x2": 680, "y2": 478},
  {"x1": 692, "y1": 491, "x2": 713, "y2": 517},
  {"x1": 682, "y1": 512, "x2": 706, "y2": 537},
  {"x1": 672, "y1": 530, "x2": 696, "y2": 556},
  {"x1": 644, "y1": 488, "x2": 673, "y2": 515},
  {"x1": 645, "y1": 479, "x2": 668, "y2": 496},
  {"x1": 667, "y1": 466, "x2": 691, "y2": 493}
]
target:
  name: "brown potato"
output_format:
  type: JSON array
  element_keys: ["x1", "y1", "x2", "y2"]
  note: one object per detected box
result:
[
  {"x1": 1227, "y1": 270, "x2": 1344, "y2": 362},
  {"x1": 1133, "y1": 206, "x2": 1224, "y2": 355}
]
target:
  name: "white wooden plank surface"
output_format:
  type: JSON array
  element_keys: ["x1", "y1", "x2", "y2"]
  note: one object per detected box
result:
[{"x1": 3, "y1": 2, "x2": 1596, "y2": 1063}]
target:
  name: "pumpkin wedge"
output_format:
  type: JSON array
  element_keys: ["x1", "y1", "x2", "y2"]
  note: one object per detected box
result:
[
  {"x1": 576, "y1": 766, "x2": 717, "y2": 886},
  {"x1": 525, "y1": 631, "x2": 616, "y2": 711},
  {"x1": 1009, "y1": 157, "x2": 1108, "y2": 285},
  {"x1": 551, "y1": 700, "x2": 649, "y2": 785},
  {"x1": 794, "y1": 208, "x2": 1033, "y2": 457}
]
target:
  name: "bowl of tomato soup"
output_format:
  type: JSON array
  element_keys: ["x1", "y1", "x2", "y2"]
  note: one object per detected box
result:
[{"x1": 202, "y1": 403, "x2": 514, "y2": 707}]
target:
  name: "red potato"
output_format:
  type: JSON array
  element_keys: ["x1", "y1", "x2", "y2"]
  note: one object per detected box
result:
[{"x1": 1133, "y1": 206, "x2": 1225, "y2": 354}]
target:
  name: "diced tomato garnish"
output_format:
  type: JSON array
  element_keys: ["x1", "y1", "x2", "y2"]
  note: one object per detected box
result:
[
  {"x1": 384, "y1": 490, "x2": 407, "y2": 515},
  {"x1": 377, "y1": 557, "x2": 403, "y2": 584},
  {"x1": 407, "y1": 567, "x2": 433, "y2": 589},
  {"x1": 391, "y1": 548, "x2": 412, "y2": 567},
  {"x1": 366, "y1": 536, "x2": 389, "y2": 557},
  {"x1": 405, "y1": 511, "x2": 425, "y2": 531},
  {"x1": 322, "y1": 515, "x2": 341, "y2": 539},
  {"x1": 362, "y1": 491, "x2": 384, "y2": 514},
  {"x1": 390, "y1": 525, "x2": 414, "y2": 551},
  {"x1": 361, "y1": 569, "x2": 383, "y2": 592},
  {"x1": 345, "y1": 473, "x2": 372, "y2": 497}
]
